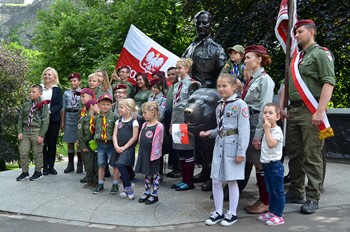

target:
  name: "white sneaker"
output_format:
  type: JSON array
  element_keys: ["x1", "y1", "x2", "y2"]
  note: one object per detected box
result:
[
  {"x1": 220, "y1": 211, "x2": 238, "y2": 227},
  {"x1": 205, "y1": 211, "x2": 224, "y2": 225}
]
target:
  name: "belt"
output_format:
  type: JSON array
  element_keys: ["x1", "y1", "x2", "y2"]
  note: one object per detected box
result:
[
  {"x1": 66, "y1": 108, "x2": 79, "y2": 112},
  {"x1": 219, "y1": 129, "x2": 238, "y2": 138},
  {"x1": 97, "y1": 140, "x2": 113, "y2": 144},
  {"x1": 289, "y1": 98, "x2": 320, "y2": 108},
  {"x1": 23, "y1": 127, "x2": 40, "y2": 134}
]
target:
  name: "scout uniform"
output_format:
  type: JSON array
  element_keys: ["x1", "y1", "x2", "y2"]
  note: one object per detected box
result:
[
  {"x1": 17, "y1": 99, "x2": 49, "y2": 177},
  {"x1": 209, "y1": 94, "x2": 250, "y2": 181},
  {"x1": 62, "y1": 87, "x2": 81, "y2": 142},
  {"x1": 77, "y1": 99, "x2": 98, "y2": 186},
  {"x1": 148, "y1": 78, "x2": 167, "y2": 121},
  {"x1": 94, "y1": 87, "x2": 105, "y2": 100},
  {"x1": 287, "y1": 25, "x2": 335, "y2": 206}
]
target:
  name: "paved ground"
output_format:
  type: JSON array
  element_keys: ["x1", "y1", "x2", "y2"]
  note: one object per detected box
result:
[{"x1": 0, "y1": 158, "x2": 349, "y2": 230}]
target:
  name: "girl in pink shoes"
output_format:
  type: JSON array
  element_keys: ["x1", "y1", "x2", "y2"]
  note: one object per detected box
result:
[
  {"x1": 258, "y1": 103, "x2": 285, "y2": 226},
  {"x1": 135, "y1": 102, "x2": 164, "y2": 205},
  {"x1": 200, "y1": 74, "x2": 250, "y2": 227}
]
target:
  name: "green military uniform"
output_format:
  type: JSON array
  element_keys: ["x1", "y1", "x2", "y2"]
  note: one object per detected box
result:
[
  {"x1": 221, "y1": 60, "x2": 245, "y2": 82},
  {"x1": 287, "y1": 42, "x2": 335, "y2": 201},
  {"x1": 17, "y1": 100, "x2": 49, "y2": 173},
  {"x1": 77, "y1": 111, "x2": 97, "y2": 182},
  {"x1": 94, "y1": 110, "x2": 118, "y2": 142},
  {"x1": 94, "y1": 88, "x2": 105, "y2": 100}
]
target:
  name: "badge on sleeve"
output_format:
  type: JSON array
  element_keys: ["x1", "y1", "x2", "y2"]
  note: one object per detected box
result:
[
  {"x1": 242, "y1": 108, "x2": 249, "y2": 118},
  {"x1": 78, "y1": 123, "x2": 82, "y2": 129},
  {"x1": 325, "y1": 51, "x2": 333, "y2": 62}
]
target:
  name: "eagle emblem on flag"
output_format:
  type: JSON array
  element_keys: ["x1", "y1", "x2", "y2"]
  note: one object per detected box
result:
[{"x1": 140, "y1": 48, "x2": 168, "y2": 74}]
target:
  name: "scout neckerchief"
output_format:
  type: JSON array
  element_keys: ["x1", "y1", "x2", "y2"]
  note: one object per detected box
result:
[
  {"x1": 102, "y1": 114, "x2": 107, "y2": 142},
  {"x1": 80, "y1": 107, "x2": 86, "y2": 118},
  {"x1": 233, "y1": 63, "x2": 245, "y2": 83},
  {"x1": 218, "y1": 98, "x2": 237, "y2": 134},
  {"x1": 290, "y1": 50, "x2": 334, "y2": 139},
  {"x1": 27, "y1": 102, "x2": 36, "y2": 126},
  {"x1": 175, "y1": 82, "x2": 183, "y2": 103},
  {"x1": 71, "y1": 91, "x2": 78, "y2": 108},
  {"x1": 89, "y1": 115, "x2": 95, "y2": 134}
]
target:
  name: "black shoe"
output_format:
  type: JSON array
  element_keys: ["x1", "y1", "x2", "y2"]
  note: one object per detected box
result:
[
  {"x1": 64, "y1": 162, "x2": 74, "y2": 173},
  {"x1": 16, "y1": 172, "x2": 29, "y2": 181},
  {"x1": 76, "y1": 163, "x2": 83, "y2": 173},
  {"x1": 300, "y1": 200, "x2": 319, "y2": 214},
  {"x1": 138, "y1": 194, "x2": 150, "y2": 203},
  {"x1": 205, "y1": 211, "x2": 224, "y2": 225},
  {"x1": 49, "y1": 168, "x2": 57, "y2": 175},
  {"x1": 285, "y1": 191, "x2": 304, "y2": 204},
  {"x1": 220, "y1": 213, "x2": 238, "y2": 226},
  {"x1": 80, "y1": 177, "x2": 89, "y2": 183},
  {"x1": 145, "y1": 195, "x2": 158, "y2": 205},
  {"x1": 30, "y1": 171, "x2": 43, "y2": 181},
  {"x1": 43, "y1": 169, "x2": 49, "y2": 176}
]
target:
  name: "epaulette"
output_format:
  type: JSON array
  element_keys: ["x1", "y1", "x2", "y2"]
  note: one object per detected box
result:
[{"x1": 321, "y1": 47, "x2": 329, "y2": 51}]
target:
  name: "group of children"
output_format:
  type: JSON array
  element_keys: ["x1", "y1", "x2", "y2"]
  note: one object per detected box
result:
[{"x1": 16, "y1": 46, "x2": 285, "y2": 223}]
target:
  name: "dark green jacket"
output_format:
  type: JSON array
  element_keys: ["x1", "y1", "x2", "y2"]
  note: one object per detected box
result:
[{"x1": 94, "y1": 110, "x2": 118, "y2": 142}]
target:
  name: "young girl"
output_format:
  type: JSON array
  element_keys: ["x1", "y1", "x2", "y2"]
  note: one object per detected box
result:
[
  {"x1": 200, "y1": 74, "x2": 250, "y2": 226},
  {"x1": 95, "y1": 69, "x2": 113, "y2": 97},
  {"x1": 170, "y1": 58, "x2": 195, "y2": 191},
  {"x1": 112, "y1": 98, "x2": 139, "y2": 200},
  {"x1": 148, "y1": 78, "x2": 167, "y2": 122},
  {"x1": 88, "y1": 73, "x2": 104, "y2": 99},
  {"x1": 61, "y1": 73, "x2": 82, "y2": 174},
  {"x1": 135, "y1": 102, "x2": 164, "y2": 205}
]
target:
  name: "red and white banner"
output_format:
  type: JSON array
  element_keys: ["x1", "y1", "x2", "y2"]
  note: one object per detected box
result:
[
  {"x1": 116, "y1": 25, "x2": 180, "y2": 80},
  {"x1": 172, "y1": 124, "x2": 189, "y2": 145},
  {"x1": 275, "y1": 0, "x2": 298, "y2": 56},
  {"x1": 290, "y1": 52, "x2": 334, "y2": 139}
]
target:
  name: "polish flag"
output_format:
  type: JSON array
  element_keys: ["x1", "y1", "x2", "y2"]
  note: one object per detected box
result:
[
  {"x1": 116, "y1": 25, "x2": 180, "y2": 81},
  {"x1": 172, "y1": 124, "x2": 189, "y2": 145},
  {"x1": 275, "y1": 0, "x2": 298, "y2": 56}
]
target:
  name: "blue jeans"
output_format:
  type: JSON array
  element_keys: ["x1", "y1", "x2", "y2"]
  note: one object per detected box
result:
[
  {"x1": 264, "y1": 160, "x2": 285, "y2": 217},
  {"x1": 97, "y1": 142, "x2": 114, "y2": 167}
]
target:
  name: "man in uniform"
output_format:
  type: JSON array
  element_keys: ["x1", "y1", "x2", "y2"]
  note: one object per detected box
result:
[
  {"x1": 280, "y1": 19, "x2": 335, "y2": 214},
  {"x1": 182, "y1": 11, "x2": 226, "y2": 88}
]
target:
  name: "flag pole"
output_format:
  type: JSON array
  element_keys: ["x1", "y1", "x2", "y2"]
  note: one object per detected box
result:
[{"x1": 283, "y1": 0, "x2": 295, "y2": 147}]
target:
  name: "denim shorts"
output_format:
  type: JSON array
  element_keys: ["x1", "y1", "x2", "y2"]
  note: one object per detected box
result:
[{"x1": 97, "y1": 142, "x2": 114, "y2": 167}]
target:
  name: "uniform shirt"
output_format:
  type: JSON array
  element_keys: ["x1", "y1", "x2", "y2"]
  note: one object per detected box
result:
[
  {"x1": 244, "y1": 67, "x2": 275, "y2": 139},
  {"x1": 260, "y1": 126, "x2": 283, "y2": 163},
  {"x1": 94, "y1": 110, "x2": 118, "y2": 142},
  {"x1": 134, "y1": 89, "x2": 152, "y2": 113},
  {"x1": 182, "y1": 36, "x2": 226, "y2": 88},
  {"x1": 221, "y1": 60, "x2": 245, "y2": 83},
  {"x1": 289, "y1": 42, "x2": 336, "y2": 101},
  {"x1": 172, "y1": 75, "x2": 192, "y2": 110},
  {"x1": 77, "y1": 112, "x2": 94, "y2": 150},
  {"x1": 17, "y1": 100, "x2": 50, "y2": 137},
  {"x1": 148, "y1": 92, "x2": 167, "y2": 120},
  {"x1": 94, "y1": 88, "x2": 105, "y2": 100},
  {"x1": 62, "y1": 88, "x2": 81, "y2": 111},
  {"x1": 165, "y1": 84, "x2": 175, "y2": 112}
]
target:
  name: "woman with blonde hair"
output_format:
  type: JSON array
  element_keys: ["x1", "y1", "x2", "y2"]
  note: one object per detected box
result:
[{"x1": 95, "y1": 69, "x2": 113, "y2": 97}]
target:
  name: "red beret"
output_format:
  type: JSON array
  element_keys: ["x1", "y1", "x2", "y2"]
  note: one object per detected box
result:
[
  {"x1": 295, "y1": 19, "x2": 315, "y2": 29},
  {"x1": 152, "y1": 70, "x2": 165, "y2": 79},
  {"x1": 68, "y1": 73, "x2": 81, "y2": 80},
  {"x1": 149, "y1": 78, "x2": 163, "y2": 86},
  {"x1": 113, "y1": 84, "x2": 127, "y2": 92},
  {"x1": 86, "y1": 99, "x2": 98, "y2": 110},
  {"x1": 117, "y1": 65, "x2": 131, "y2": 72},
  {"x1": 244, "y1": 45, "x2": 268, "y2": 54},
  {"x1": 78, "y1": 88, "x2": 95, "y2": 98},
  {"x1": 98, "y1": 94, "x2": 113, "y2": 103}
]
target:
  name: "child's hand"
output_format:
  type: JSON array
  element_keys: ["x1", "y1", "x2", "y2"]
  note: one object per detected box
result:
[
  {"x1": 37, "y1": 136, "x2": 44, "y2": 144},
  {"x1": 61, "y1": 122, "x2": 65, "y2": 131},
  {"x1": 263, "y1": 118, "x2": 271, "y2": 131},
  {"x1": 235, "y1": 155, "x2": 245, "y2": 164},
  {"x1": 199, "y1": 131, "x2": 210, "y2": 137},
  {"x1": 18, "y1": 133, "x2": 23, "y2": 140}
]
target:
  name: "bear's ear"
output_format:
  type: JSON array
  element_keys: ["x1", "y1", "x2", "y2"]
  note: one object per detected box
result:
[{"x1": 188, "y1": 81, "x2": 202, "y2": 95}]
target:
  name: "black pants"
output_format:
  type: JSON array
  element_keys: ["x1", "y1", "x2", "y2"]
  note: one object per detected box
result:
[
  {"x1": 43, "y1": 121, "x2": 60, "y2": 171},
  {"x1": 117, "y1": 163, "x2": 131, "y2": 188}
]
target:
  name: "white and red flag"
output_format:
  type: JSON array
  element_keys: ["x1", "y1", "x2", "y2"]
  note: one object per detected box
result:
[
  {"x1": 172, "y1": 124, "x2": 189, "y2": 145},
  {"x1": 116, "y1": 25, "x2": 180, "y2": 81},
  {"x1": 275, "y1": 0, "x2": 298, "y2": 57}
]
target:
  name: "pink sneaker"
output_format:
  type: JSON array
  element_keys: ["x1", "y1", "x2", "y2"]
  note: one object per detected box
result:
[
  {"x1": 265, "y1": 216, "x2": 285, "y2": 226},
  {"x1": 258, "y1": 212, "x2": 275, "y2": 221}
]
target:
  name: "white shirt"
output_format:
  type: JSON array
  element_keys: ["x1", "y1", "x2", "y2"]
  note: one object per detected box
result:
[
  {"x1": 40, "y1": 84, "x2": 58, "y2": 109},
  {"x1": 260, "y1": 126, "x2": 283, "y2": 163}
]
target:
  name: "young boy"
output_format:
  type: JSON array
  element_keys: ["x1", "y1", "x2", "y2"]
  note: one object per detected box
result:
[
  {"x1": 77, "y1": 88, "x2": 96, "y2": 184},
  {"x1": 93, "y1": 94, "x2": 119, "y2": 194},
  {"x1": 221, "y1": 45, "x2": 245, "y2": 83},
  {"x1": 258, "y1": 103, "x2": 285, "y2": 226},
  {"x1": 77, "y1": 98, "x2": 99, "y2": 189},
  {"x1": 61, "y1": 73, "x2": 82, "y2": 174},
  {"x1": 17, "y1": 84, "x2": 50, "y2": 181}
]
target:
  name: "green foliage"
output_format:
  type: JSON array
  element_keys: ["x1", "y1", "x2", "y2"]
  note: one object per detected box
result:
[{"x1": 0, "y1": 41, "x2": 29, "y2": 163}]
